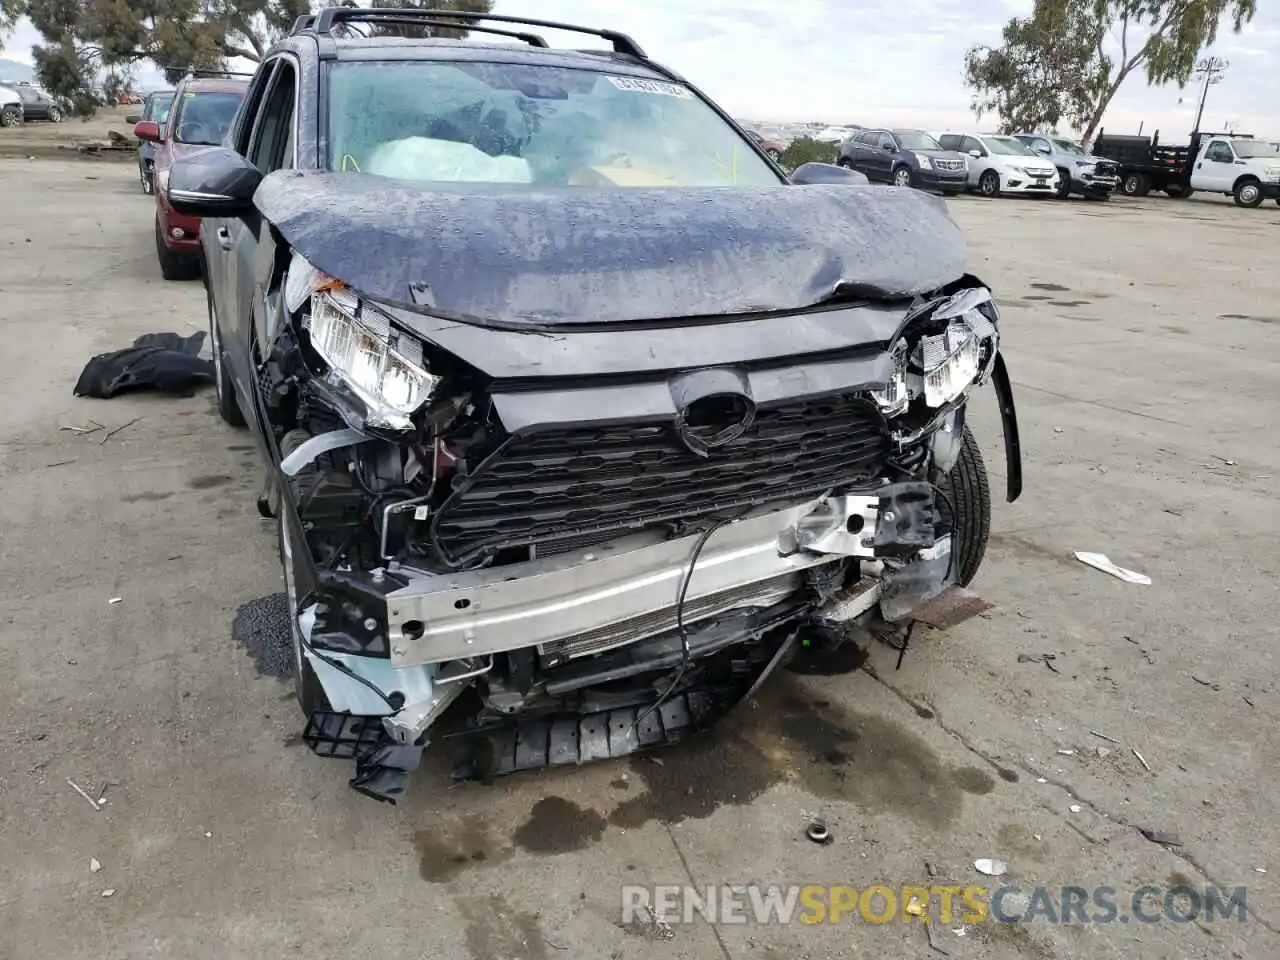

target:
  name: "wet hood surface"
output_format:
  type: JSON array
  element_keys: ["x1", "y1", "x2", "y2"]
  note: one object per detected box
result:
[{"x1": 255, "y1": 170, "x2": 968, "y2": 327}]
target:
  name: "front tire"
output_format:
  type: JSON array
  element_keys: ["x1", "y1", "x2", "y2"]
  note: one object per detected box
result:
[
  {"x1": 0, "y1": 108, "x2": 17, "y2": 128},
  {"x1": 155, "y1": 218, "x2": 199, "y2": 281},
  {"x1": 1055, "y1": 169, "x2": 1072, "y2": 199},
  {"x1": 48, "y1": 106, "x2": 62, "y2": 123},
  {"x1": 1233, "y1": 178, "x2": 1263, "y2": 208},
  {"x1": 978, "y1": 170, "x2": 1000, "y2": 197},
  {"x1": 207, "y1": 291, "x2": 246, "y2": 427},
  {"x1": 892, "y1": 165, "x2": 913, "y2": 188},
  {"x1": 939, "y1": 426, "x2": 991, "y2": 588},
  {"x1": 140, "y1": 161, "x2": 154, "y2": 195}
]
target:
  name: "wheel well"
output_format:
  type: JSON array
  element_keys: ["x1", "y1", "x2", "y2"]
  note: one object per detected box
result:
[{"x1": 1233, "y1": 174, "x2": 1260, "y2": 192}]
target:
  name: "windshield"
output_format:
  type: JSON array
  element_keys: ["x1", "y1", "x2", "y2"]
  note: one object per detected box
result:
[
  {"x1": 146, "y1": 92, "x2": 175, "y2": 134},
  {"x1": 1231, "y1": 139, "x2": 1280, "y2": 159},
  {"x1": 896, "y1": 132, "x2": 942, "y2": 151},
  {"x1": 146, "y1": 92, "x2": 174, "y2": 122},
  {"x1": 986, "y1": 136, "x2": 1036, "y2": 157},
  {"x1": 1052, "y1": 138, "x2": 1087, "y2": 157},
  {"x1": 326, "y1": 61, "x2": 782, "y2": 187},
  {"x1": 172, "y1": 90, "x2": 244, "y2": 146}
]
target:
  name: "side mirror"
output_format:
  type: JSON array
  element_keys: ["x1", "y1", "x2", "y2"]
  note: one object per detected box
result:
[
  {"x1": 968, "y1": 149, "x2": 982, "y2": 159},
  {"x1": 133, "y1": 120, "x2": 161, "y2": 142},
  {"x1": 125, "y1": 114, "x2": 142, "y2": 125},
  {"x1": 168, "y1": 147, "x2": 263, "y2": 218},
  {"x1": 790, "y1": 162, "x2": 869, "y2": 186},
  {"x1": 1035, "y1": 145, "x2": 1051, "y2": 155}
]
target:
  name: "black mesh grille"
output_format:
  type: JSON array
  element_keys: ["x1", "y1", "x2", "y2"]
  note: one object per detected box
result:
[{"x1": 430, "y1": 393, "x2": 890, "y2": 565}]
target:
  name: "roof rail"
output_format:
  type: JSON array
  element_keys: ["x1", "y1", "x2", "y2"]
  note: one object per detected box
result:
[
  {"x1": 291, "y1": 14, "x2": 315, "y2": 33},
  {"x1": 307, "y1": 7, "x2": 646, "y2": 57},
  {"x1": 180, "y1": 68, "x2": 257, "y2": 80},
  {"x1": 325, "y1": 13, "x2": 550, "y2": 47}
]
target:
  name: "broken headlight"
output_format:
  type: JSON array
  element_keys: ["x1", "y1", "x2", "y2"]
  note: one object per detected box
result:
[
  {"x1": 870, "y1": 341, "x2": 910, "y2": 416},
  {"x1": 306, "y1": 288, "x2": 439, "y2": 430},
  {"x1": 913, "y1": 288, "x2": 998, "y2": 408}
]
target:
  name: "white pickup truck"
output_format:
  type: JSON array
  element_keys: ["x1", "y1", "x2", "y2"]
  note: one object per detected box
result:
[
  {"x1": 1093, "y1": 130, "x2": 1280, "y2": 207},
  {"x1": 1189, "y1": 136, "x2": 1280, "y2": 207}
]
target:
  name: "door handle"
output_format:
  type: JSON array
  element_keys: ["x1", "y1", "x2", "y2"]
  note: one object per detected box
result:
[{"x1": 216, "y1": 226, "x2": 233, "y2": 250}]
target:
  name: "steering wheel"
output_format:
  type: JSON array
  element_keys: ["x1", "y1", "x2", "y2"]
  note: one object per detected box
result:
[{"x1": 181, "y1": 122, "x2": 213, "y2": 143}]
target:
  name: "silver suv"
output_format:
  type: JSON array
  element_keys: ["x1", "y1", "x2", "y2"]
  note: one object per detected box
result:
[{"x1": 1012, "y1": 133, "x2": 1119, "y2": 200}]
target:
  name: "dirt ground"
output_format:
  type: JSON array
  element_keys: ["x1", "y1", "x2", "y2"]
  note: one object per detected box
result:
[
  {"x1": 0, "y1": 104, "x2": 139, "y2": 159},
  {"x1": 0, "y1": 159, "x2": 1276, "y2": 960}
]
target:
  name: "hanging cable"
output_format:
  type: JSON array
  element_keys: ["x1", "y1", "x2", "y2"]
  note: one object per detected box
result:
[{"x1": 636, "y1": 509, "x2": 747, "y2": 729}]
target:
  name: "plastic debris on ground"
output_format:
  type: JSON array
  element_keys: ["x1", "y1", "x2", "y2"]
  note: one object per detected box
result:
[
  {"x1": 1074, "y1": 552, "x2": 1151, "y2": 585},
  {"x1": 973, "y1": 858, "x2": 1007, "y2": 877},
  {"x1": 73, "y1": 331, "x2": 214, "y2": 399},
  {"x1": 89, "y1": 858, "x2": 101, "y2": 873}
]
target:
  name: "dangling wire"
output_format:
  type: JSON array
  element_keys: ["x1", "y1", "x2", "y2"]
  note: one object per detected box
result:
[{"x1": 635, "y1": 511, "x2": 743, "y2": 729}]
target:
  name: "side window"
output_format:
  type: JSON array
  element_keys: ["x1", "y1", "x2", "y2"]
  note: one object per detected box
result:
[
  {"x1": 1206, "y1": 140, "x2": 1233, "y2": 162},
  {"x1": 249, "y1": 60, "x2": 298, "y2": 173},
  {"x1": 232, "y1": 63, "x2": 279, "y2": 157},
  {"x1": 962, "y1": 136, "x2": 983, "y2": 155},
  {"x1": 878, "y1": 133, "x2": 897, "y2": 151},
  {"x1": 938, "y1": 134, "x2": 960, "y2": 151}
]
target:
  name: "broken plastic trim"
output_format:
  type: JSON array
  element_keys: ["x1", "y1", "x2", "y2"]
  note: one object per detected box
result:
[{"x1": 991, "y1": 353, "x2": 1023, "y2": 503}]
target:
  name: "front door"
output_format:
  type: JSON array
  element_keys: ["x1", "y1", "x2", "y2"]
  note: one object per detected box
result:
[{"x1": 1192, "y1": 139, "x2": 1237, "y2": 191}]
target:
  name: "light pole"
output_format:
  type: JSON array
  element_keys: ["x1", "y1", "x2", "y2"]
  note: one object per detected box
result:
[{"x1": 1191, "y1": 56, "x2": 1228, "y2": 135}]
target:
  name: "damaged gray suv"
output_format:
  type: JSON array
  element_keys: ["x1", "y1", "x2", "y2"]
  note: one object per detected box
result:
[{"x1": 170, "y1": 7, "x2": 1023, "y2": 802}]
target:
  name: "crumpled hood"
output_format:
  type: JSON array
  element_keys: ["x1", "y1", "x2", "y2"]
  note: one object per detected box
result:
[{"x1": 254, "y1": 170, "x2": 968, "y2": 327}]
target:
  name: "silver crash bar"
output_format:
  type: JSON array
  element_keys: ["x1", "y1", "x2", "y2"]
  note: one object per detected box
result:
[{"x1": 385, "y1": 496, "x2": 878, "y2": 668}]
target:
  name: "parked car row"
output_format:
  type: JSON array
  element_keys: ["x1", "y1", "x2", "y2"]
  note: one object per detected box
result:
[
  {"x1": 833, "y1": 127, "x2": 1125, "y2": 200},
  {"x1": 129, "y1": 73, "x2": 251, "y2": 279},
  {"x1": 828, "y1": 122, "x2": 1278, "y2": 209},
  {"x1": 0, "y1": 81, "x2": 65, "y2": 125}
]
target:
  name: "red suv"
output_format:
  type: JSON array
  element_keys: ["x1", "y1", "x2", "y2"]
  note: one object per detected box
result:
[{"x1": 135, "y1": 73, "x2": 249, "y2": 280}]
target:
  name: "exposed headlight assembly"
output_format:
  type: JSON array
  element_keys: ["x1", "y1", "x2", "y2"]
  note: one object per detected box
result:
[
  {"x1": 286, "y1": 255, "x2": 439, "y2": 431},
  {"x1": 914, "y1": 152, "x2": 933, "y2": 168},
  {"x1": 870, "y1": 340, "x2": 910, "y2": 416},
  {"x1": 914, "y1": 287, "x2": 999, "y2": 408}
]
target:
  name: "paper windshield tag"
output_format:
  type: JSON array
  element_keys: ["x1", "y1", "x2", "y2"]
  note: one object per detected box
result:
[{"x1": 606, "y1": 76, "x2": 693, "y2": 98}]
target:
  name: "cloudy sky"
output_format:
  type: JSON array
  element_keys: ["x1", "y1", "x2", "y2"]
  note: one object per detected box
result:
[{"x1": 3, "y1": 0, "x2": 1277, "y2": 135}]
